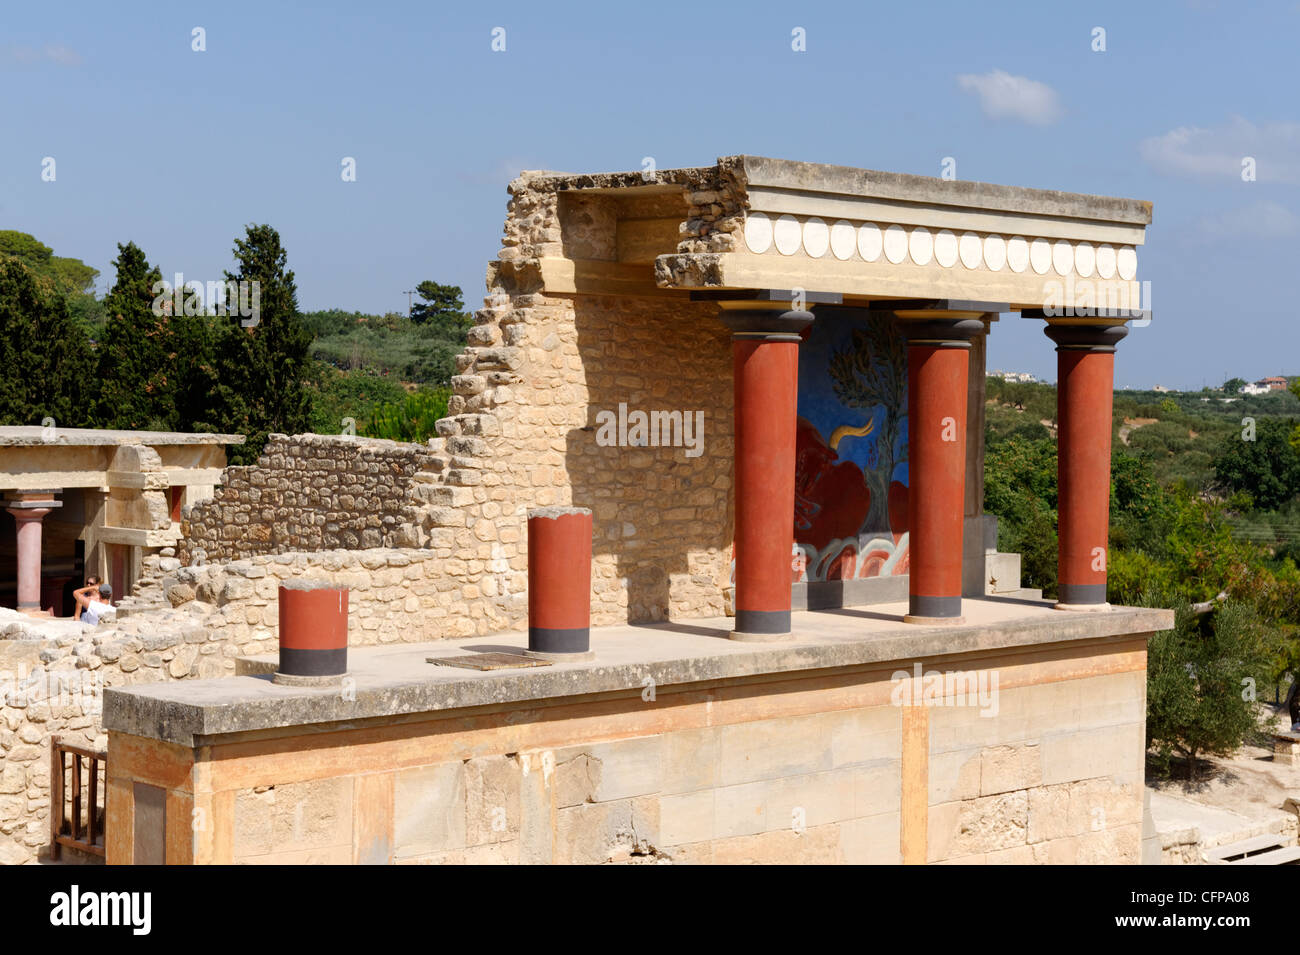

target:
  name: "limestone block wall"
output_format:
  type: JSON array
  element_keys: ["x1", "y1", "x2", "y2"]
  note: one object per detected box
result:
[
  {"x1": 103, "y1": 632, "x2": 1153, "y2": 865},
  {"x1": 925, "y1": 667, "x2": 1147, "y2": 863},
  {"x1": 178, "y1": 434, "x2": 436, "y2": 564}
]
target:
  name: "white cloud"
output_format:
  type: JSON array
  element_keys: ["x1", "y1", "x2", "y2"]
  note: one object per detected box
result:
[
  {"x1": 956, "y1": 69, "x2": 1063, "y2": 126},
  {"x1": 43, "y1": 45, "x2": 82, "y2": 67},
  {"x1": 1196, "y1": 200, "x2": 1300, "y2": 241},
  {"x1": 1140, "y1": 116, "x2": 1300, "y2": 184},
  {"x1": 1, "y1": 44, "x2": 82, "y2": 67}
]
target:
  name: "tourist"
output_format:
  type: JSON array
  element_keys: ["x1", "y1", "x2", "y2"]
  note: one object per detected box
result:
[{"x1": 74, "y1": 580, "x2": 114, "y2": 625}]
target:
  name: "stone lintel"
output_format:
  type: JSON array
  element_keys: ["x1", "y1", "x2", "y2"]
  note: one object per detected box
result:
[
  {"x1": 691, "y1": 288, "x2": 844, "y2": 306},
  {"x1": 736, "y1": 155, "x2": 1153, "y2": 225}
]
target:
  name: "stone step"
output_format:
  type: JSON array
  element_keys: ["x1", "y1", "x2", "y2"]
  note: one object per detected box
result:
[
  {"x1": 1207, "y1": 832, "x2": 1294, "y2": 863},
  {"x1": 1229, "y1": 846, "x2": 1300, "y2": 865},
  {"x1": 989, "y1": 587, "x2": 1043, "y2": 601}
]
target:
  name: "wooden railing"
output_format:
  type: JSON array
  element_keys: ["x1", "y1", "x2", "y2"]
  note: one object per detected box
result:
[{"x1": 50, "y1": 737, "x2": 106, "y2": 859}]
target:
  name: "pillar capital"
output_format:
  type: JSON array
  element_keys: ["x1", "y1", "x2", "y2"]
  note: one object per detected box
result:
[
  {"x1": 700, "y1": 288, "x2": 836, "y2": 341},
  {"x1": 4, "y1": 489, "x2": 63, "y2": 511},
  {"x1": 1044, "y1": 323, "x2": 1128, "y2": 353},
  {"x1": 898, "y1": 317, "x2": 986, "y2": 348},
  {"x1": 718, "y1": 307, "x2": 814, "y2": 340}
]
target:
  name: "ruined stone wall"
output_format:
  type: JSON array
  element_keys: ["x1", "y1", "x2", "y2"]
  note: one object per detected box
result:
[
  {"x1": 178, "y1": 434, "x2": 436, "y2": 564},
  {"x1": 419, "y1": 173, "x2": 738, "y2": 627},
  {"x1": 0, "y1": 543, "x2": 498, "y2": 864}
]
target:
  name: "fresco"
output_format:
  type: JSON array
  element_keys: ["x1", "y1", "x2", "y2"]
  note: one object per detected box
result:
[{"x1": 793, "y1": 312, "x2": 909, "y2": 582}]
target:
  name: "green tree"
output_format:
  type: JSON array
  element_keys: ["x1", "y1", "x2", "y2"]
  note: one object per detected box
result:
[
  {"x1": 1211, "y1": 416, "x2": 1300, "y2": 509},
  {"x1": 364, "y1": 388, "x2": 451, "y2": 443},
  {"x1": 409, "y1": 280, "x2": 465, "y2": 328},
  {"x1": 95, "y1": 242, "x2": 174, "y2": 429},
  {"x1": 1146, "y1": 600, "x2": 1271, "y2": 780},
  {"x1": 308, "y1": 367, "x2": 408, "y2": 435},
  {"x1": 1223, "y1": 377, "x2": 1246, "y2": 396},
  {"x1": 0, "y1": 230, "x2": 103, "y2": 333},
  {"x1": 0, "y1": 260, "x2": 94, "y2": 427},
  {"x1": 209, "y1": 225, "x2": 313, "y2": 463},
  {"x1": 983, "y1": 437, "x2": 1059, "y2": 593},
  {"x1": 1290, "y1": 379, "x2": 1300, "y2": 454}
]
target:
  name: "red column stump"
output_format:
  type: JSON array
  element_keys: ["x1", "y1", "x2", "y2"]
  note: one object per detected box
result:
[
  {"x1": 274, "y1": 580, "x2": 349, "y2": 685},
  {"x1": 527, "y1": 506, "x2": 594, "y2": 660}
]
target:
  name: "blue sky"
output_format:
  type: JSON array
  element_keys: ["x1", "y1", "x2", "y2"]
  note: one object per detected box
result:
[{"x1": 3, "y1": 0, "x2": 1298, "y2": 389}]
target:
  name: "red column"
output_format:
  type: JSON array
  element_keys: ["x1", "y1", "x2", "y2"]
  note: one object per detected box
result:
[
  {"x1": 275, "y1": 580, "x2": 349, "y2": 684},
  {"x1": 725, "y1": 307, "x2": 812, "y2": 639},
  {"x1": 902, "y1": 320, "x2": 983, "y2": 623},
  {"x1": 6, "y1": 492, "x2": 61, "y2": 615},
  {"x1": 1046, "y1": 324, "x2": 1127, "y2": 608},
  {"x1": 527, "y1": 506, "x2": 594, "y2": 659}
]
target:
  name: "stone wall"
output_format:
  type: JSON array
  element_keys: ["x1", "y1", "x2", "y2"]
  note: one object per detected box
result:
[
  {"x1": 0, "y1": 545, "x2": 497, "y2": 865},
  {"x1": 412, "y1": 171, "x2": 741, "y2": 628},
  {"x1": 102, "y1": 630, "x2": 1155, "y2": 865},
  {"x1": 178, "y1": 434, "x2": 437, "y2": 564}
]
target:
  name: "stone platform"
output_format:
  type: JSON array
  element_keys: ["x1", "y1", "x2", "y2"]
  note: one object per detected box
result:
[{"x1": 102, "y1": 597, "x2": 1171, "y2": 865}]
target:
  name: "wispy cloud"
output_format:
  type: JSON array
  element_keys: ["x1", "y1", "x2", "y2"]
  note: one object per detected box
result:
[
  {"x1": 43, "y1": 44, "x2": 82, "y2": 67},
  {"x1": 1196, "y1": 200, "x2": 1300, "y2": 241},
  {"x1": 956, "y1": 69, "x2": 1063, "y2": 126},
  {"x1": 1, "y1": 43, "x2": 83, "y2": 67},
  {"x1": 456, "y1": 157, "x2": 547, "y2": 187},
  {"x1": 1140, "y1": 116, "x2": 1300, "y2": 184}
]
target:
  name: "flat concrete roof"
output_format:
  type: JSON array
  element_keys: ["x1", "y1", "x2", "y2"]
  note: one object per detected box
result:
[
  {"x1": 524, "y1": 154, "x2": 1152, "y2": 226},
  {"x1": 0, "y1": 427, "x2": 245, "y2": 447},
  {"x1": 103, "y1": 597, "x2": 1173, "y2": 746}
]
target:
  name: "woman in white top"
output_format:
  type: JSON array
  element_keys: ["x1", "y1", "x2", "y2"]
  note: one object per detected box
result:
[{"x1": 73, "y1": 578, "x2": 113, "y2": 625}]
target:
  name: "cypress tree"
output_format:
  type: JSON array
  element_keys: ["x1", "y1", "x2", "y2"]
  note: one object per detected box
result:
[
  {"x1": 210, "y1": 225, "x2": 312, "y2": 463},
  {"x1": 0, "y1": 259, "x2": 94, "y2": 427},
  {"x1": 95, "y1": 242, "x2": 173, "y2": 430}
]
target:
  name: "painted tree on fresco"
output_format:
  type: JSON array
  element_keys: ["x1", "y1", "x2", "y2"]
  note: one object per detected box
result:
[{"x1": 828, "y1": 319, "x2": 908, "y2": 535}]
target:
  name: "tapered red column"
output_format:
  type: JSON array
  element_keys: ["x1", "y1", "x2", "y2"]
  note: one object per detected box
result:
[
  {"x1": 1046, "y1": 324, "x2": 1127, "y2": 609},
  {"x1": 6, "y1": 491, "x2": 61, "y2": 615},
  {"x1": 724, "y1": 307, "x2": 812, "y2": 640},
  {"x1": 902, "y1": 320, "x2": 983, "y2": 624}
]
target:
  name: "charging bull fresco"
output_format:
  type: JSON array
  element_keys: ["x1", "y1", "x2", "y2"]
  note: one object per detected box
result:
[
  {"x1": 724, "y1": 311, "x2": 910, "y2": 589},
  {"x1": 793, "y1": 312, "x2": 909, "y2": 581}
]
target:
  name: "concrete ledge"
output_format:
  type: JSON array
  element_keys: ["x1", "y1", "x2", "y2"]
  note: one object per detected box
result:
[{"x1": 104, "y1": 598, "x2": 1172, "y2": 747}]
